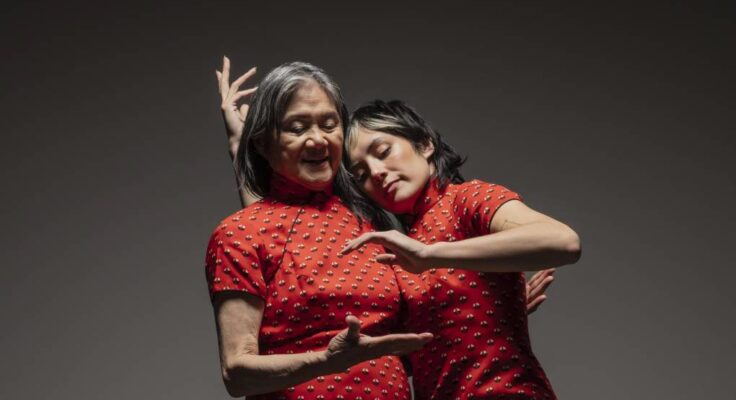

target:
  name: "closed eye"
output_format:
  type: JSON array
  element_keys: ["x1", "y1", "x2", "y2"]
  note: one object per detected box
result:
[
  {"x1": 378, "y1": 145, "x2": 391, "y2": 159},
  {"x1": 321, "y1": 123, "x2": 337, "y2": 132},
  {"x1": 285, "y1": 122, "x2": 307, "y2": 134},
  {"x1": 321, "y1": 117, "x2": 338, "y2": 132}
]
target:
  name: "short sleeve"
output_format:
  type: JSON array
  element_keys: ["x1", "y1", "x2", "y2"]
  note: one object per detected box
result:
[
  {"x1": 204, "y1": 220, "x2": 267, "y2": 300},
  {"x1": 460, "y1": 180, "x2": 522, "y2": 236}
]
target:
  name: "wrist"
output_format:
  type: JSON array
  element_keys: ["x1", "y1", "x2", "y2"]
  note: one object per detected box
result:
[
  {"x1": 228, "y1": 142, "x2": 239, "y2": 159},
  {"x1": 422, "y1": 242, "x2": 446, "y2": 269},
  {"x1": 320, "y1": 349, "x2": 351, "y2": 375}
]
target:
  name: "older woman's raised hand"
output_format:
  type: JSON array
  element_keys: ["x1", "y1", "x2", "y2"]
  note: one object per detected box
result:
[
  {"x1": 326, "y1": 316, "x2": 433, "y2": 369},
  {"x1": 215, "y1": 56, "x2": 257, "y2": 157}
]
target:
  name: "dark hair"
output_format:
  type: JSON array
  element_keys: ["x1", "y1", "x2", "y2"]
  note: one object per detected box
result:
[
  {"x1": 347, "y1": 100, "x2": 466, "y2": 189},
  {"x1": 234, "y1": 61, "x2": 382, "y2": 226}
]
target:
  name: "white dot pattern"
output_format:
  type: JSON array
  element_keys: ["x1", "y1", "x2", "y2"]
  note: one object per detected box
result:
[
  {"x1": 399, "y1": 179, "x2": 556, "y2": 400},
  {"x1": 205, "y1": 176, "x2": 410, "y2": 400}
]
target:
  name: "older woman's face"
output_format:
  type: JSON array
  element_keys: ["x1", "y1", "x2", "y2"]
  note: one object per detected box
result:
[
  {"x1": 348, "y1": 127, "x2": 434, "y2": 214},
  {"x1": 262, "y1": 80, "x2": 343, "y2": 191}
]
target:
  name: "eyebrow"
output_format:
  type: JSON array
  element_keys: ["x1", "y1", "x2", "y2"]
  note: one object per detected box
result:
[
  {"x1": 349, "y1": 137, "x2": 383, "y2": 171},
  {"x1": 282, "y1": 111, "x2": 339, "y2": 121}
]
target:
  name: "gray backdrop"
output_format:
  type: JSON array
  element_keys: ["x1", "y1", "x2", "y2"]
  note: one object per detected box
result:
[{"x1": 2, "y1": 1, "x2": 734, "y2": 399}]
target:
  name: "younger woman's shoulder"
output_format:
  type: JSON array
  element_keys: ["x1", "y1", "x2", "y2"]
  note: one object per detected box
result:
[
  {"x1": 446, "y1": 179, "x2": 498, "y2": 197},
  {"x1": 447, "y1": 179, "x2": 521, "y2": 208},
  {"x1": 455, "y1": 179, "x2": 517, "y2": 194}
]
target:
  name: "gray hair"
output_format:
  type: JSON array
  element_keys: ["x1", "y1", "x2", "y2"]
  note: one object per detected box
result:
[{"x1": 235, "y1": 61, "x2": 350, "y2": 197}]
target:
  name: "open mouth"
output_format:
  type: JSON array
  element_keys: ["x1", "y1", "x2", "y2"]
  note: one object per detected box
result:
[{"x1": 302, "y1": 156, "x2": 329, "y2": 166}]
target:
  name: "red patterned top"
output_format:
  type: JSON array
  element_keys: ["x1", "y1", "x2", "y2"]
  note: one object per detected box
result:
[
  {"x1": 397, "y1": 179, "x2": 556, "y2": 400},
  {"x1": 205, "y1": 174, "x2": 410, "y2": 400}
]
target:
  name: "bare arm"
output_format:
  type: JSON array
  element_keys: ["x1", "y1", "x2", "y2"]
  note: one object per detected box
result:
[
  {"x1": 213, "y1": 292, "x2": 432, "y2": 397},
  {"x1": 215, "y1": 56, "x2": 260, "y2": 207},
  {"x1": 226, "y1": 149, "x2": 259, "y2": 208},
  {"x1": 214, "y1": 293, "x2": 330, "y2": 396},
  {"x1": 424, "y1": 200, "x2": 581, "y2": 272},
  {"x1": 342, "y1": 200, "x2": 580, "y2": 274}
]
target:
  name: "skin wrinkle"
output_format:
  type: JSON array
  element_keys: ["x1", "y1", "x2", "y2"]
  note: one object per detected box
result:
[
  {"x1": 209, "y1": 68, "x2": 436, "y2": 398},
  {"x1": 213, "y1": 63, "x2": 570, "y2": 398},
  {"x1": 500, "y1": 219, "x2": 523, "y2": 230}
]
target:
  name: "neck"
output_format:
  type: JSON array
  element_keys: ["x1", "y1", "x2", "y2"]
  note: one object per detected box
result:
[{"x1": 268, "y1": 173, "x2": 334, "y2": 202}]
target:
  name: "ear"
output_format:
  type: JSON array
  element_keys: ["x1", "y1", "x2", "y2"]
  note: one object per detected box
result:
[{"x1": 421, "y1": 139, "x2": 435, "y2": 160}]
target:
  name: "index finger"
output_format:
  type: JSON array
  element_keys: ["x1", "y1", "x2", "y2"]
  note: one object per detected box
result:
[
  {"x1": 528, "y1": 268, "x2": 553, "y2": 287},
  {"x1": 364, "y1": 332, "x2": 434, "y2": 356},
  {"x1": 340, "y1": 232, "x2": 381, "y2": 254},
  {"x1": 220, "y1": 56, "x2": 231, "y2": 97},
  {"x1": 227, "y1": 67, "x2": 257, "y2": 98}
]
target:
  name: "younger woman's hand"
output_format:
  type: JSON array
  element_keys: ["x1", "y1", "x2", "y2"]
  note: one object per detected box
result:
[
  {"x1": 340, "y1": 230, "x2": 432, "y2": 273},
  {"x1": 215, "y1": 56, "x2": 257, "y2": 157}
]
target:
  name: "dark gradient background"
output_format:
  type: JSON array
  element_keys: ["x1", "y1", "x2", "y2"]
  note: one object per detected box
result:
[{"x1": 2, "y1": 1, "x2": 734, "y2": 399}]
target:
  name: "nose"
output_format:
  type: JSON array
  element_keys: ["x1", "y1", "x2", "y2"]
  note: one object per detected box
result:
[
  {"x1": 304, "y1": 127, "x2": 328, "y2": 148},
  {"x1": 366, "y1": 158, "x2": 388, "y2": 184}
]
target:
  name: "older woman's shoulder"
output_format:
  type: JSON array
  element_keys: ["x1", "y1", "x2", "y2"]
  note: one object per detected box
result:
[{"x1": 208, "y1": 197, "x2": 304, "y2": 242}]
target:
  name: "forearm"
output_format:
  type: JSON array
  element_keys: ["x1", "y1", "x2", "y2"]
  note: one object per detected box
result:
[
  {"x1": 223, "y1": 350, "x2": 338, "y2": 397},
  {"x1": 424, "y1": 222, "x2": 581, "y2": 272},
  {"x1": 228, "y1": 147, "x2": 259, "y2": 207}
]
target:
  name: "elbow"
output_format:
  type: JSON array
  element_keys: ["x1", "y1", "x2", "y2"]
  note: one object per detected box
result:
[
  {"x1": 560, "y1": 227, "x2": 582, "y2": 265},
  {"x1": 222, "y1": 361, "x2": 257, "y2": 397},
  {"x1": 222, "y1": 366, "x2": 246, "y2": 397}
]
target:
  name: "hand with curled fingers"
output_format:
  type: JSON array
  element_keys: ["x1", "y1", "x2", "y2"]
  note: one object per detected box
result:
[
  {"x1": 215, "y1": 56, "x2": 258, "y2": 157},
  {"x1": 326, "y1": 315, "x2": 433, "y2": 371},
  {"x1": 526, "y1": 268, "x2": 556, "y2": 314},
  {"x1": 340, "y1": 230, "x2": 432, "y2": 274}
]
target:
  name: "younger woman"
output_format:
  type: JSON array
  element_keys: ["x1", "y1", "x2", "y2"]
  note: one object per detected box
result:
[{"x1": 341, "y1": 100, "x2": 581, "y2": 399}]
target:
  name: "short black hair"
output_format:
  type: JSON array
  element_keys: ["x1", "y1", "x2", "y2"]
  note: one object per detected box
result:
[{"x1": 347, "y1": 100, "x2": 466, "y2": 189}]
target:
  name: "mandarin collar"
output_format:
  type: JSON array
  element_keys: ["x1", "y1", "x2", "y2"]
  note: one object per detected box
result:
[
  {"x1": 268, "y1": 173, "x2": 334, "y2": 205},
  {"x1": 402, "y1": 178, "x2": 445, "y2": 227}
]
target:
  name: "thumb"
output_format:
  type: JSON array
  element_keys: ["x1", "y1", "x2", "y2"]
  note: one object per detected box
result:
[
  {"x1": 345, "y1": 315, "x2": 362, "y2": 344},
  {"x1": 239, "y1": 104, "x2": 249, "y2": 121},
  {"x1": 375, "y1": 253, "x2": 397, "y2": 264}
]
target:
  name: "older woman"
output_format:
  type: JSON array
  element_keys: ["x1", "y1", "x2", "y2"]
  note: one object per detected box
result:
[{"x1": 205, "y1": 59, "x2": 433, "y2": 399}]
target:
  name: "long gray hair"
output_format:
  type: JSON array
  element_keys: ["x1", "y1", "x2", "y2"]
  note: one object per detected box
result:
[
  {"x1": 235, "y1": 61, "x2": 389, "y2": 227},
  {"x1": 236, "y1": 62, "x2": 348, "y2": 196}
]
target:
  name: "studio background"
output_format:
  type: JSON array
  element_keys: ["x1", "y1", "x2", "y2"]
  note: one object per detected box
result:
[{"x1": 2, "y1": 1, "x2": 734, "y2": 399}]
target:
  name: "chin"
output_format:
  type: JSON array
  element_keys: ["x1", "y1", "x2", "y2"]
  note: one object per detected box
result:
[
  {"x1": 380, "y1": 196, "x2": 409, "y2": 214},
  {"x1": 391, "y1": 190, "x2": 420, "y2": 214},
  {"x1": 299, "y1": 172, "x2": 334, "y2": 190}
]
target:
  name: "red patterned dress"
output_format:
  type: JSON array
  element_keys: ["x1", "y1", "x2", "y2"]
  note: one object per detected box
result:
[
  {"x1": 397, "y1": 179, "x2": 556, "y2": 400},
  {"x1": 205, "y1": 174, "x2": 411, "y2": 400}
]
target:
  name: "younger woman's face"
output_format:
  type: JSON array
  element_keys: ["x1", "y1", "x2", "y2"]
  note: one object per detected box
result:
[{"x1": 348, "y1": 127, "x2": 434, "y2": 214}]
